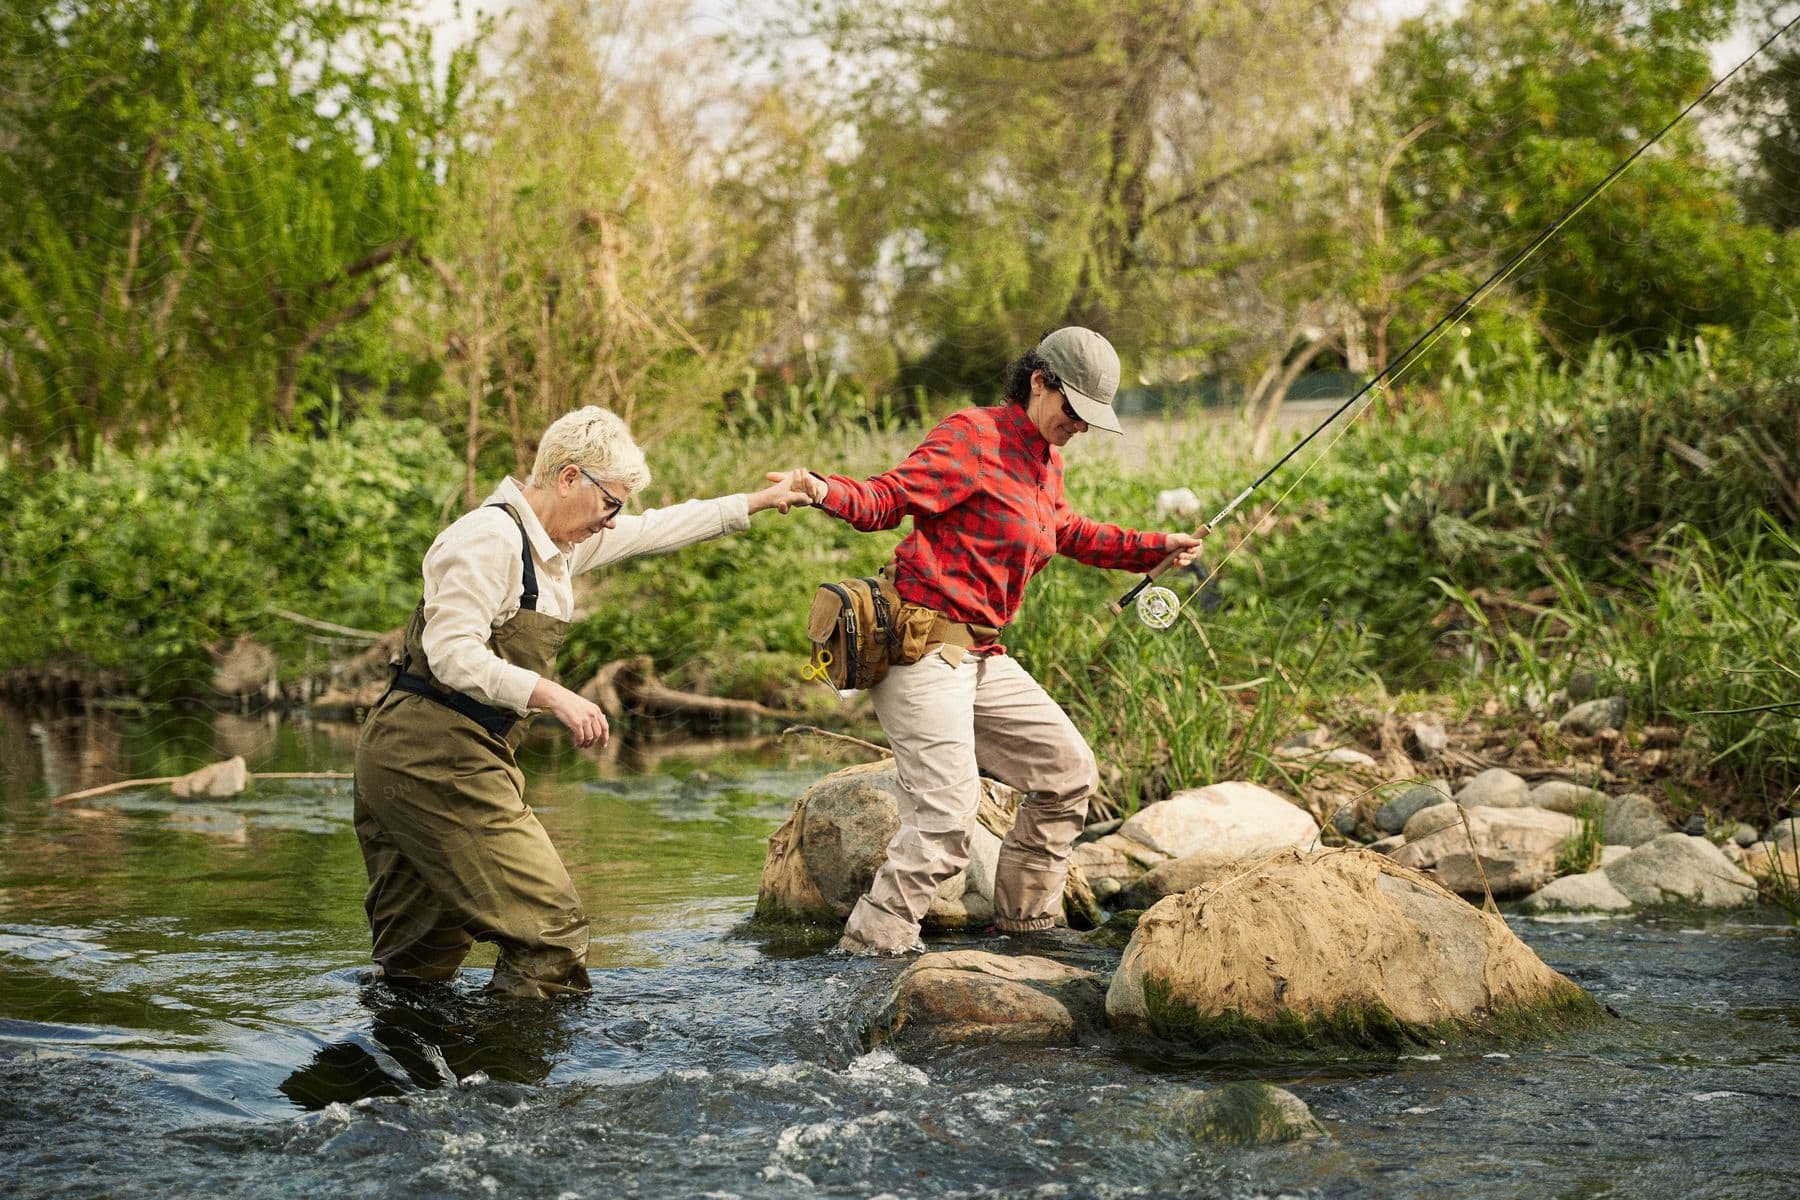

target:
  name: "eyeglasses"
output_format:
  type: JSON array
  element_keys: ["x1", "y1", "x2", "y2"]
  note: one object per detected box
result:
[
  {"x1": 575, "y1": 466, "x2": 626, "y2": 521},
  {"x1": 1059, "y1": 394, "x2": 1085, "y2": 426}
]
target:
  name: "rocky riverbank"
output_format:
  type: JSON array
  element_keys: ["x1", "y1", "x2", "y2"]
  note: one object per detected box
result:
[{"x1": 757, "y1": 723, "x2": 1794, "y2": 1058}]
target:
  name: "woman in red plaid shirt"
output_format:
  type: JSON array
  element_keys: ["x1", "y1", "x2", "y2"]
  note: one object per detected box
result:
[{"x1": 774, "y1": 327, "x2": 1207, "y2": 954}]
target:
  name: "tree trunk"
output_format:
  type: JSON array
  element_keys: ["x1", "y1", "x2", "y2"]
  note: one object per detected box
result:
[
  {"x1": 1250, "y1": 334, "x2": 1335, "y2": 459},
  {"x1": 464, "y1": 297, "x2": 487, "y2": 509}
]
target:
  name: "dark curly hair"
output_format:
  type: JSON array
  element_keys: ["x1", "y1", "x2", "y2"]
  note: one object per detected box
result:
[{"x1": 1002, "y1": 348, "x2": 1061, "y2": 406}]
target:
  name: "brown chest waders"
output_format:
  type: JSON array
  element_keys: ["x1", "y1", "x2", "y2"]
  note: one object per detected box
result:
[{"x1": 352, "y1": 503, "x2": 591, "y2": 998}]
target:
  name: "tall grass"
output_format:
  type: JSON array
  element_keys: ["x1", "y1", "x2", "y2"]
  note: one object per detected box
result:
[{"x1": 1442, "y1": 521, "x2": 1800, "y2": 801}]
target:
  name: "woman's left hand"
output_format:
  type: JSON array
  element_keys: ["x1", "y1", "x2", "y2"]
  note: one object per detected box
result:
[
  {"x1": 749, "y1": 469, "x2": 820, "y2": 515},
  {"x1": 1165, "y1": 525, "x2": 1211, "y2": 569}
]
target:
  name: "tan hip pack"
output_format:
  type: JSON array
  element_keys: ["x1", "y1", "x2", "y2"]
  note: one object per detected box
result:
[{"x1": 805, "y1": 570, "x2": 998, "y2": 690}]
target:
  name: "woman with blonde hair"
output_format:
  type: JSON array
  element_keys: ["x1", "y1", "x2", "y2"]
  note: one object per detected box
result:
[{"x1": 354, "y1": 405, "x2": 813, "y2": 997}]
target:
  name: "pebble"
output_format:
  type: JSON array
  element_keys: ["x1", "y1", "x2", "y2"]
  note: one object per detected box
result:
[
  {"x1": 1558, "y1": 696, "x2": 1627, "y2": 736},
  {"x1": 1376, "y1": 781, "x2": 1452, "y2": 834}
]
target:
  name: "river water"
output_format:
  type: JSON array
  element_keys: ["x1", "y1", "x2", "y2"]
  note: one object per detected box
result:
[{"x1": 2, "y1": 704, "x2": 1796, "y2": 1199}]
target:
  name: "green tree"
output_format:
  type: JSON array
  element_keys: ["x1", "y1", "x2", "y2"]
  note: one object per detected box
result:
[
  {"x1": 768, "y1": 0, "x2": 1364, "y2": 395},
  {"x1": 0, "y1": 0, "x2": 466, "y2": 466},
  {"x1": 1730, "y1": 4, "x2": 1800, "y2": 232},
  {"x1": 1364, "y1": 0, "x2": 1779, "y2": 356},
  {"x1": 415, "y1": 0, "x2": 773, "y2": 499}
]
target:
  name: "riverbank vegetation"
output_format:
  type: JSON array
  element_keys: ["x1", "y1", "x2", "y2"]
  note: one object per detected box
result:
[
  {"x1": 1, "y1": 2, "x2": 1795, "y2": 824},
  {"x1": 4, "y1": 334, "x2": 1793, "y2": 825}
]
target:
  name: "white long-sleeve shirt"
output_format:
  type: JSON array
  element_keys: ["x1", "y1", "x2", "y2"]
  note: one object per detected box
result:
[{"x1": 419, "y1": 475, "x2": 750, "y2": 714}]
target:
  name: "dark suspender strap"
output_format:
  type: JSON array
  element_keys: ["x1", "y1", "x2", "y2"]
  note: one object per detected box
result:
[
  {"x1": 389, "y1": 672, "x2": 516, "y2": 737},
  {"x1": 484, "y1": 502, "x2": 538, "y2": 612},
  {"x1": 380, "y1": 501, "x2": 538, "y2": 734}
]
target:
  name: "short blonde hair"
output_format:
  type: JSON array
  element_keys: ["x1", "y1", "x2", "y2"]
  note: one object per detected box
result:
[{"x1": 528, "y1": 405, "x2": 652, "y2": 492}]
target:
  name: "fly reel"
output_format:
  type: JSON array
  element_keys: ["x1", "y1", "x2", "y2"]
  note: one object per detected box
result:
[{"x1": 1134, "y1": 584, "x2": 1181, "y2": 629}]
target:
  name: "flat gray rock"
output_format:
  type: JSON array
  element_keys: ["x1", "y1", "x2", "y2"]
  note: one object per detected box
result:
[
  {"x1": 1522, "y1": 871, "x2": 1633, "y2": 913},
  {"x1": 1377, "y1": 781, "x2": 1452, "y2": 834},
  {"x1": 1391, "y1": 804, "x2": 1581, "y2": 898},
  {"x1": 1275, "y1": 743, "x2": 1379, "y2": 768},
  {"x1": 1604, "y1": 834, "x2": 1758, "y2": 908},
  {"x1": 1600, "y1": 794, "x2": 1673, "y2": 848},
  {"x1": 1454, "y1": 768, "x2": 1530, "y2": 809},
  {"x1": 1768, "y1": 818, "x2": 1799, "y2": 850},
  {"x1": 1280, "y1": 727, "x2": 1334, "y2": 751},
  {"x1": 1529, "y1": 780, "x2": 1610, "y2": 815},
  {"x1": 1118, "y1": 782, "x2": 1319, "y2": 860}
]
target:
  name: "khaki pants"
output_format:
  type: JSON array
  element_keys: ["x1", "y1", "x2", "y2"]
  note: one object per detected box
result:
[
  {"x1": 353, "y1": 693, "x2": 592, "y2": 999},
  {"x1": 840, "y1": 649, "x2": 1098, "y2": 952}
]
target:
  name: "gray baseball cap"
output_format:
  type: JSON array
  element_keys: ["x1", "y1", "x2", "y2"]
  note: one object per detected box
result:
[{"x1": 1035, "y1": 326, "x2": 1124, "y2": 434}]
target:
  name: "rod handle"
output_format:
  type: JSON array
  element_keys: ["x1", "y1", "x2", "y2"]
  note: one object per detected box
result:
[{"x1": 1108, "y1": 521, "x2": 1212, "y2": 615}]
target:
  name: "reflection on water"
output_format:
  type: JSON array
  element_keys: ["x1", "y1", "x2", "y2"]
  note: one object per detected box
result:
[
  {"x1": 279, "y1": 981, "x2": 576, "y2": 1110},
  {"x1": 2, "y1": 700, "x2": 1798, "y2": 1200}
]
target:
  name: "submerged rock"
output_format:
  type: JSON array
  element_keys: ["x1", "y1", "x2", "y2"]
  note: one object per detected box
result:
[
  {"x1": 1453, "y1": 768, "x2": 1530, "y2": 809},
  {"x1": 1117, "y1": 782, "x2": 1320, "y2": 860},
  {"x1": 755, "y1": 761, "x2": 1096, "y2": 930},
  {"x1": 1173, "y1": 1082, "x2": 1327, "y2": 1145},
  {"x1": 865, "y1": 951, "x2": 1105, "y2": 1048},
  {"x1": 1391, "y1": 804, "x2": 1581, "y2": 898},
  {"x1": 1605, "y1": 835, "x2": 1758, "y2": 908},
  {"x1": 1106, "y1": 848, "x2": 1600, "y2": 1051}
]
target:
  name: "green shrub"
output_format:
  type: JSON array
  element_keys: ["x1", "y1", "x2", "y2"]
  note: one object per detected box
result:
[{"x1": 0, "y1": 419, "x2": 456, "y2": 693}]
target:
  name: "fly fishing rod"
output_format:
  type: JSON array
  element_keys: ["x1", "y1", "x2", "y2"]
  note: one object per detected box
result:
[{"x1": 1111, "y1": 11, "x2": 1799, "y2": 630}]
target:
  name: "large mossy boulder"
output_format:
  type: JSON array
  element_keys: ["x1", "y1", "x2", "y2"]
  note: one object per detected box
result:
[
  {"x1": 755, "y1": 761, "x2": 1099, "y2": 931},
  {"x1": 1106, "y1": 848, "x2": 1602, "y2": 1052},
  {"x1": 864, "y1": 950, "x2": 1105, "y2": 1049}
]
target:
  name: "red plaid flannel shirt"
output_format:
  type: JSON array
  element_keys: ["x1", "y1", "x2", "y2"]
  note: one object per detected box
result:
[{"x1": 817, "y1": 403, "x2": 1173, "y2": 640}]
